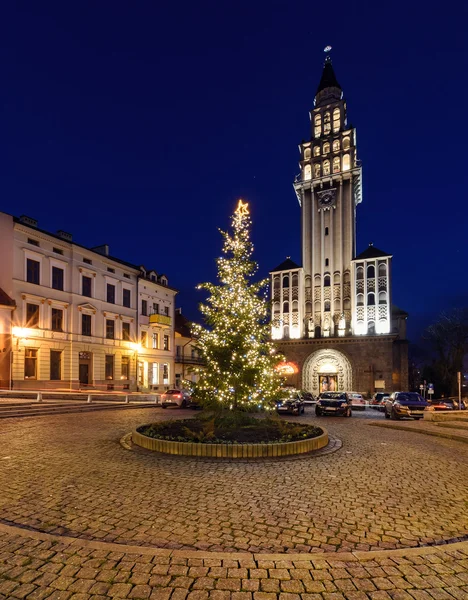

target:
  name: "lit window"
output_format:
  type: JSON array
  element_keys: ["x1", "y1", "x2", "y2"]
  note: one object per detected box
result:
[
  {"x1": 152, "y1": 332, "x2": 158, "y2": 349},
  {"x1": 26, "y1": 303, "x2": 39, "y2": 328},
  {"x1": 368, "y1": 321, "x2": 375, "y2": 334},
  {"x1": 343, "y1": 137, "x2": 350, "y2": 150},
  {"x1": 122, "y1": 322, "x2": 130, "y2": 341},
  {"x1": 323, "y1": 160, "x2": 330, "y2": 176},
  {"x1": 141, "y1": 330, "x2": 148, "y2": 347},
  {"x1": 163, "y1": 335, "x2": 169, "y2": 351},
  {"x1": 343, "y1": 153, "x2": 350, "y2": 171},
  {"x1": 273, "y1": 302, "x2": 280, "y2": 314},
  {"x1": 332, "y1": 139, "x2": 340, "y2": 152},
  {"x1": 51, "y1": 308, "x2": 63, "y2": 332},
  {"x1": 333, "y1": 157, "x2": 340, "y2": 173},
  {"x1": 324, "y1": 300, "x2": 330, "y2": 312},
  {"x1": 314, "y1": 114, "x2": 321, "y2": 137},
  {"x1": 333, "y1": 108, "x2": 340, "y2": 132},
  {"x1": 323, "y1": 142, "x2": 330, "y2": 154},
  {"x1": 304, "y1": 148, "x2": 311, "y2": 160},
  {"x1": 314, "y1": 163, "x2": 321, "y2": 178},
  {"x1": 105, "y1": 355, "x2": 114, "y2": 380},
  {"x1": 313, "y1": 146, "x2": 320, "y2": 157},
  {"x1": 304, "y1": 164, "x2": 312, "y2": 181},
  {"x1": 121, "y1": 356, "x2": 130, "y2": 379},
  {"x1": 379, "y1": 292, "x2": 387, "y2": 304},
  {"x1": 24, "y1": 348, "x2": 38, "y2": 379},
  {"x1": 324, "y1": 112, "x2": 331, "y2": 134}
]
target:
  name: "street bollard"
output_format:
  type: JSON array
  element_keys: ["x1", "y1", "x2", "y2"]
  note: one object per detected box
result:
[
  {"x1": 125, "y1": 395, "x2": 129, "y2": 404},
  {"x1": 37, "y1": 392, "x2": 43, "y2": 403},
  {"x1": 87, "y1": 394, "x2": 92, "y2": 404}
]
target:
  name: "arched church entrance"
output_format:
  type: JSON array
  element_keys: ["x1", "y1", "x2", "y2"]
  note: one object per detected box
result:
[{"x1": 302, "y1": 349, "x2": 353, "y2": 396}]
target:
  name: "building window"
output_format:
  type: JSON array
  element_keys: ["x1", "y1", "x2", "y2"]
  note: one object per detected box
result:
[
  {"x1": 368, "y1": 293, "x2": 375, "y2": 306},
  {"x1": 333, "y1": 108, "x2": 340, "y2": 132},
  {"x1": 83, "y1": 258, "x2": 92, "y2": 265},
  {"x1": 51, "y1": 308, "x2": 63, "y2": 332},
  {"x1": 314, "y1": 146, "x2": 320, "y2": 157},
  {"x1": 50, "y1": 350, "x2": 62, "y2": 381},
  {"x1": 325, "y1": 258, "x2": 329, "y2": 266},
  {"x1": 163, "y1": 363, "x2": 169, "y2": 385},
  {"x1": 124, "y1": 273, "x2": 130, "y2": 279},
  {"x1": 333, "y1": 157, "x2": 340, "y2": 173},
  {"x1": 107, "y1": 284, "x2": 115, "y2": 304},
  {"x1": 283, "y1": 301, "x2": 289, "y2": 313},
  {"x1": 106, "y1": 319, "x2": 115, "y2": 339},
  {"x1": 356, "y1": 266, "x2": 364, "y2": 280},
  {"x1": 53, "y1": 247, "x2": 63, "y2": 255},
  {"x1": 324, "y1": 275, "x2": 331, "y2": 287},
  {"x1": 304, "y1": 148, "x2": 311, "y2": 160},
  {"x1": 28, "y1": 238, "x2": 39, "y2": 247},
  {"x1": 26, "y1": 303, "x2": 39, "y2": 328},
  {"x1": 332, "y1": 139, "x2": 340, "y2": 152},
  {"x1": 304, "y1": 164, "x2": 312, "y2": 181},
  {"x1": 164, "y1": 306, "x2": 169, "y2": 316},
  {"x1": 121, "y1": 356, "x2": 130, "y2": 379},
  {"x1": 379, "y1": 291, "x2": 387, "y2": 304},
  {"x1": 324, "y1": 300, "x2": 330, "y2": 312},
  {"x1": 367, "y1": 265, "x2": 375, "y2": 278},
  {"x1": 123, "y1": 289, "x2": 131, "y2": 308},
  {"x1": 343, "y1": 153, "x2": 351, "y2": 171},
  {"x1": 26, "y1": 259, "x2": 40, "y2": 284},
  {"x1": 343, "y1": 137, "x2": 350, "y2": 150},
  {"x1": 282, "y1": 275, "x2": 290, "y2": 288},
  {"x1": 152, "y1": 332, "x2": 158, "y2": 349},
  {"x1": 52, "y1": 266, "x2": 64, "y2": 291},
  {"x1": 122, "y1": 322, "x2": 130, "y2": 341},
  {"x1": 176, "y1": 345, "x2": 181, "y2": 358},
  {"x1": 323, "y1": 160, "x2": 330, "y2": 176},
  {"x1": 107, "y1": 267, "x2": 115, "y2": 273},
  {"x1": 82, "y1": 314, "x2": 92, "y2": 336},
  {"x1": 82, "y1": 275, "x2": 92, "y2": 298},
  {"x1": 153, "y1": 363, "x2": 159, "y2": 384},
  {"x1": 141, "y1": 300, "x2": 148, "y2": 316},
  {"x1": 314, "y1": 163, "x2": 321, "y2": 178},
  {"x1": 378, "y1": 263, "x2": 387, "y2": 277},
  {"x1": 323, "y1": 142, "x2": 330, "y2": 154},
  {"x1": 314, "y1": 114, "x2": 321, "y2": 137},
  {"x1": 368, "y1": 321, "x2": 375, "y2": 335},
  {"x1": 105, "y1": 355, "x2": 114, "y2": 380},
  {"x1": 153, "y1": 303, "x2": 159, "y2": 314},
  {"x1": 324, "y1": 112, "x2": 331, "y2": 134},
  {"x1": 163, "y1": 335, "x2": 169, "y2": 351},
  {"x1": 141, "y1": 330, "x2": 148, "y2": 348},
  {"x1": 357, "y1": 293, "x2": 364, "y2": 306},
  {"x1": 24, "y1": 348, "x2": 38, "y2": 379},
  {"x1": 292, "y1": 273, "x2": 298, "y2": 286}
]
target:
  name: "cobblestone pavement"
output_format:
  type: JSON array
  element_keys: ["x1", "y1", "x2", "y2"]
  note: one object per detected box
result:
[
  {"x1": 1, "y1": 409, "x2": 467, "y2": 555},
  {"x1": 1, "y1": 528, "x2": 468, "y2": 600}
]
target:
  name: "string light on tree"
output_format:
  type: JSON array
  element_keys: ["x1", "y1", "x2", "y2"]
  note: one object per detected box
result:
[{"x1": 191, "y1": 199, "x2": 283, "y2": 412}]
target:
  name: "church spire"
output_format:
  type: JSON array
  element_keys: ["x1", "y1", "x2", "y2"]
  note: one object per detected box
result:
[{"x1": 315, "y1": 47, "x2": 343, "y2": 107}]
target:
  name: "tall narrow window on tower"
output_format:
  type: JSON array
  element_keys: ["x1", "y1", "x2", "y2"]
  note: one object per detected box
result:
[
  {"x1": 304, "y1": 164, "x2": 312, "y2": 181},
  {"x1": 333, "y1": 139, "x2": 340, "y2": 152},
  {"x1": 343, "y1": 137, "x2": 350, "y2": 150},
  {"x1": 333, "y1": 157, "x2": 340, "y2": 173},
  {"x1": 314, "y1": 146, "x2": 320, "y2": 157},
  {"x1": 333, "y1": 108, "x2": 340, "y2": 132},
  {"x1": 324, "y1": 112, "x2": 331, "y2": 134},
  {"x1": 343, "y1": 154, "x2": 350, "y2": 171},
  {"x1": 314, "y1": 164, "x2": 321, "y2": 178},
  {"x1": 323, "y1": 160, "x2": 330, "y2": 175},
  {"x1": 323, "y1": 142, "x2": 330, "y2": 154},
  {"x1": 314, "y1": 114, "x2": 321, "y2": 137},
  {"x1": 304, "y1": 148, "x2": 311, "y2": 160}
]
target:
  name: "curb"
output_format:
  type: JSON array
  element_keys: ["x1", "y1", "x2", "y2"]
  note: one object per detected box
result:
[
  {"x1": 369, "y1": 421, "x2": 468, "y2": 444},
  {"x1": 132, "y1": 426, "x2": 329, "y2": 458},
  {"x1": 0, "y1": 520, "x2": 467, "y2": 562}
]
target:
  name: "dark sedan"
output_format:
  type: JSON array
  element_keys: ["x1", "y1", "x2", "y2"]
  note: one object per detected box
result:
[
  {"x1": 315, "y1": 392, "x2": 352, "y2": 417},
  {"x1": 384, "y1": 392, "x2": 429, "y2": 420},
  {"x1": 276, "y1": 393, "x2": 305, "y2": 415}
]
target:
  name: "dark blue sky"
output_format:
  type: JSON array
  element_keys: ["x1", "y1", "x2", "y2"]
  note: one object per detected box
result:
[{"x1": 1, "y1": 1, "x2": 467, "y2": 340}]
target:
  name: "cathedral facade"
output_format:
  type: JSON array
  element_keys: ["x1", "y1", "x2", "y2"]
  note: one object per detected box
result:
[{"x1": 270, "y1": 53, "x2": 408, "y2": 396}]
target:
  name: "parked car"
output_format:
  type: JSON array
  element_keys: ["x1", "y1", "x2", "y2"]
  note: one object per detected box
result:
[
  {"x1": 315, "y1": 392, "x2": 352, "y2": 417},
  {"x1": 348, "y1": 392, "x2": 366, "y2": 411},
  {"x1": 371, "y1": 392, "x2": 390, "y2": 411},
  {"x1": 298, "y1": 390, "x2": 316, "y2": 405},
  {"x1": 161, "y1": 389, "x2": 192, "y2": 408},
  {"x1": 427, "y1": 399, "x2": 455, "y2": 411},
  {"x1": 276, "y1": 391, "x2": 305, "y2": 415},
  {"x1": 384, "y1": 392, "x2": 429, "y2": 420}
]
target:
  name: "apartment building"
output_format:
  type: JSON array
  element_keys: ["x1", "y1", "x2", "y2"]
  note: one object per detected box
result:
[{"x1": 0, "y1": 211, "x2": 176, "y2": 391}]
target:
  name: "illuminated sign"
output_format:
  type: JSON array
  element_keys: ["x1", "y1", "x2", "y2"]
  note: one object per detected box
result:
[{"x1": 276, "y1": 362, "x2": 299, "y2": 375}]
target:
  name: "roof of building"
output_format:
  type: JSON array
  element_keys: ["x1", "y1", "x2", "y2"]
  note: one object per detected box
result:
[
  {"x1": 316, "y1": 56, "x2": 342, "y2": 95},
  {"x1": 392, "y1": 305, "x2": 409, "y2": 318},
  {"x1": 270, "y1": 258, "x2": 301, "y2": 273},
  {"x1": 353, "y1": 243, "x2": 391, "y2": 261},
  {"x1": 0, "y1": 288, "x2": 15, "y2": 308},
  {"x1": 175, "y1": 311, "x2": 193, "y2": 338}
]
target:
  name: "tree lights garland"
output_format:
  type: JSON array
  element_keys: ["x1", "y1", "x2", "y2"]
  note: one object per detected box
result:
[{"x1": 191, "y1": 200, "x2": 283, "y2": 411}]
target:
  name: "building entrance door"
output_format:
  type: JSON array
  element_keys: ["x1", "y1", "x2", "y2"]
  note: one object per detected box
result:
[{"x1": 79, "y1": 352, "x2": 92, "y2": 386}]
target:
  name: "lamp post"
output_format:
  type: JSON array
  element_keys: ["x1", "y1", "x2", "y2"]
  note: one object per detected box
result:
[{"x1": 11, "y1": 328, "x2": 29, "y2": 390}]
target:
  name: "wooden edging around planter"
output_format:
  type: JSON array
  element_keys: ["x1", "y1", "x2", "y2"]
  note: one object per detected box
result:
[{"x1": 131, "y1": 426, "x2": 328, "y2": 458}]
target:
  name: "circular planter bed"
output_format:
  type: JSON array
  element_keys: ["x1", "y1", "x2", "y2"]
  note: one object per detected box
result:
[{"x1": 132, "y1": 418, "x2": 328, "y2": 458}]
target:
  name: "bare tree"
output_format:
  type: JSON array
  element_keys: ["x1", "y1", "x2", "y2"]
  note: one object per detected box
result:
[{"x1": 424, "y1": 308, "x2": 468, "y2": 396}]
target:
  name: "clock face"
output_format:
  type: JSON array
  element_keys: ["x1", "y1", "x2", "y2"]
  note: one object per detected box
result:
[{"x1": 317, "y1": 188, "x2": 336, "y2": 208}]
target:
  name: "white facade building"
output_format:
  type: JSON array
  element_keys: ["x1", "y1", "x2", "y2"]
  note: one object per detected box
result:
[{"x1": 0, "y1": 211, "x2": 176, "y2": 391}]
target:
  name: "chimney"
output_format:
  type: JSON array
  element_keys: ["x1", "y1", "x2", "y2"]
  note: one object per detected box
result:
[
  {"x1": 57, "y1": 230, "x2": 73, "y2": 242},
  {"x1": 19, "y1": 215, "x2": 38, "y2": 228},
  {"x1": 92, "y1": 244, "x2": 109, "y2": 256}
]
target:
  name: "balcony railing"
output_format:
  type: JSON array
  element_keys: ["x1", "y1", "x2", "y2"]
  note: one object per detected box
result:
[
  {"x1": 175, "y1": 355, "x2": 205, "y2": 365},
  {"x1": 149, "y1": 313, "x2": 171, "y2": 326}
]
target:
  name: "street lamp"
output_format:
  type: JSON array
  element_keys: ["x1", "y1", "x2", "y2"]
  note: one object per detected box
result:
[{"x1": 10, "y1": 328, "x2": 31, "y2": 390}]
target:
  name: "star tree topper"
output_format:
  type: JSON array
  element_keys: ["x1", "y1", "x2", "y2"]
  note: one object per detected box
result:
[{"x1": 235, "y1": 199, "x2": 249, "y2": 218}]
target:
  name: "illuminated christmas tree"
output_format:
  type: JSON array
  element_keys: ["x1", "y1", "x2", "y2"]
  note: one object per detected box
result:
[{"x1": 192, "y1": 200, "x2": 283, "y2": 413}]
